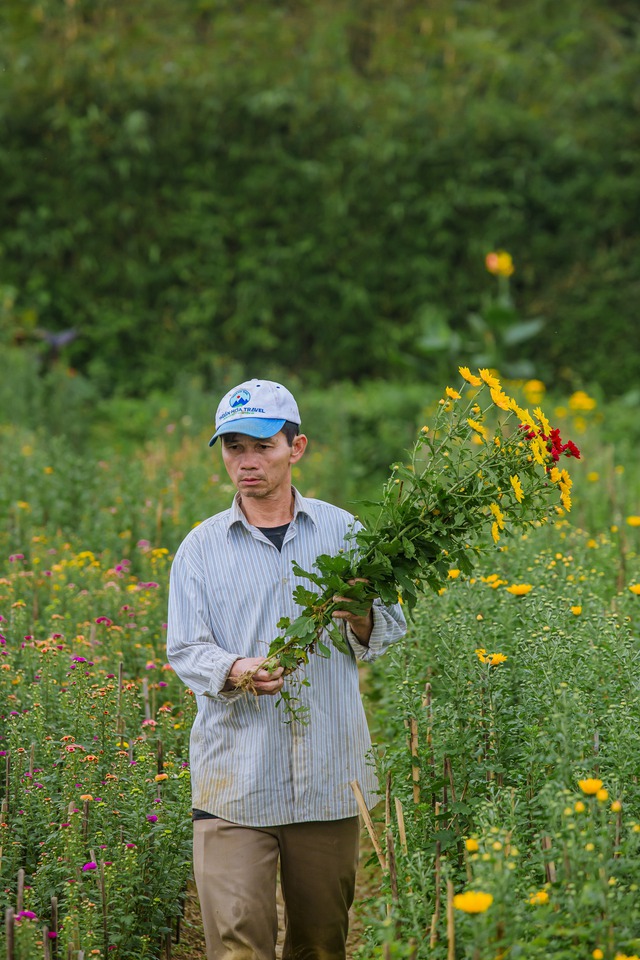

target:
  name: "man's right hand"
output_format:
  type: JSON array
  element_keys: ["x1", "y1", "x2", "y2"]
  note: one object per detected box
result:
[{"x1": 223, "y1": 657, "x2": 285, "y2": 696}]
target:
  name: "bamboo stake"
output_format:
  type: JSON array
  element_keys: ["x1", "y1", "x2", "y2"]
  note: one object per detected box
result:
[
  {"x1": 142, "y1": 678, "x2": 151, "y2": 721},
  {"x1": 386, "y1": 828, "x2": 399, "y2": 903},
  {"x1": 29, "y1": 743, "x2": 35, "y2": 779},
  {"x1": 385, "y1": 772, "x2": 392, "y2": 830},
  {"x1": 446, "y1": 879, "x2": 455, "y2": 960},
  {"x1": 394, "y1": 797, "x2": 408, "y2": 855},
  {"x1": 17, "y1": 868, "x2": 25, "y2": 913},
  {"x1": 6, "y1": 907, "x2": 15, "y2": 960},
  {"x1": 349, "y1": 781, "x2": 386, "y2": 871},
  {"x1": 410, "y1": 718, "x2": 420, "y2": 805},
  {"x1": 43, "y1": 926, "x2": 51, "y2": 960},
  {"x1": 51, "y1": 896, "x2": 58, "y2": 942},
  {"x1": 429, "y1": 802, "x2": 441, "y2": 948},
  {"x1": 541, "y1": 835, "x2": 557, "y2": 883}
]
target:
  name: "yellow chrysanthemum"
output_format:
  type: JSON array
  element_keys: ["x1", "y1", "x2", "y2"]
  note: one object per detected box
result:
[
  {"x1": 485, "y1": 250, "x2": 514, "y2": 277},
  {"x1": 530, "y1": 436, "x2": 548, "y2": 466},
  {"x1": 490, "y1": 503, "x2": 505, "y2": 529},
  {"x1": 533, "y1": 407, "x2": 551, "y2": 436},
  {"x1": 479, "y1": 368, "x2": 501, "y2": 389},
  {"x1": 453, "y1": 890, "x2": 494, "y2": 914},
  {"x1": 561, "y1": 491, "x2": 572, "y2": 512},
  {"x1": 490, "y1": 387, "x2": 511, "y2": 411},
  {"x1": 445, "y1": 386, "x2": 461, "y2": 400},
  {"x1": 448, "y1": 569, "x2": 461, "y2": 579},
  {"x1": 491, "y1": 522, "x2": 500, "y2": 544},
  {"x1": 465, "y1": 838, "x2": 479, "y2": 852},
  {"x1": 629, "y1": 584, "x2": 640, "y2": 595},
  {"x1": 596, "y1": 788, "x2": 609, "y2": 802},
  {"x1": 626, "y1": 516, "x2": 640, "y2": 527},
  {"x1": 570, "y1": 605, "x2": 582, "y2": 616},
  {"x1": 488, "y1": 653, "x2": 508, "y2": 666},
  {"x1": 506, "y1": 583, "x2": 533, "y2": 596},
  {"x1": 475, "y1": 648, "x2": 487, "y2": 662},
  {"x1": 549, "y1": 467, "x2": 561, "y2": 484},
  {"x1": 528, "y1": 890, "x2": 549, "y2": 906},
  {"x1": 510, "y1": 474, "x2": 524, "y2": 503},
  {"x1": 578, "y1": 778, "x2": 603, "y2": 796},
  {"x1": 467, "y1": 418, "x2": 488, "y2": 440},
  {"x1": 568, "y1": 390, "x2": 596, "y2": 412},
  {"x1": 458, "y1": 366, "x2": 482, "y2": 386}
]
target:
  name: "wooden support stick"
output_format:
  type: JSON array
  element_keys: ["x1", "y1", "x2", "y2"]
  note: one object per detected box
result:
[
  {"x1": 29, "y1": 743, "x2": 35, "y2": 779},
  {"x1": 429, "y1": 802, "x2": 441, "y2": 948},
  {"x1": 541, "y1": 835, "x2": 557, "y2": 883},
  {"x1": 43, "y1": 926, "x2": 51, "y2": 960},
  {"x1": 142, "y1": 678, "x2": 151, "y2": 721},
  {"x1": 51, "y1": 896, "x2": 58, "y2": 941},
  {"x1": 350, "y1": 780, "x2": 386, "y2": 871},
  {"x1": 446, "y1": 879, "x2": 455, "y2": 960},
  {"x1": 385, "y1": 772, "x2": 391, "y2": 830},
  {"x1": 6, "y1": 907, "x2": 15, "y2": 960},
  {"x1": 17, "y1": 868, "x2": 25, "y2": 913},
  {"x1": 394, "y1": 797, "x2": 408, "y2": 855},
  {"x1": 410, "y1": 718, "x2": 420, "y2": 805},
  {"x1": 82, "y1": 800, "x2": 90, "y2": 841},
  {"x1": 386, "y1": 828, "x2": 399, "y2": 903}
]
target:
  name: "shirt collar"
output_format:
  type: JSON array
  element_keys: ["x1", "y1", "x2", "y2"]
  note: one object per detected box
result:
[{"x1": 226, "y1": 486, "x2": 317, "y2": 534}]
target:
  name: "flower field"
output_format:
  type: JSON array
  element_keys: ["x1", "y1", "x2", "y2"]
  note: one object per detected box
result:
[{"x1": 1, "y1": 381, "x2": 640, "y2": 958}]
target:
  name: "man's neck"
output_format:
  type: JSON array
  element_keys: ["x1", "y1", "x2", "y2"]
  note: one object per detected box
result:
[{"x1": 238, "y1": 489, "x2": 295, "y2": 528}]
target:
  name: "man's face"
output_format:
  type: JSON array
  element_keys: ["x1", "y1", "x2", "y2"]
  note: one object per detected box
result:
[{"x1": 220, "y1": 430, "x2": 307, "y2": 502}]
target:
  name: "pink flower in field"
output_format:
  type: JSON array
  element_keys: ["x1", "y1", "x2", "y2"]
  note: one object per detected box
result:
[
  {"x1": 95, "y1": 617, "x2": 112, "y2": 626},
  {"x1": 142, "y1": 719, "x2": 157, "y2": 728},
  {"x1": 125, "y1": 842, "x2": 136, "y2": 849},
  {"x1": 47, "y1": 932, "x2": 57, "y2": 939},
  {"x1": 146, "y1": 814, "x2": 158, "y2": 823},
  {"x1": 82, "y1": 862, "x2": 98, "y2": 871},
  {"x1": 9, "y1": 555, "x2": 25, "y2": 562},
  {"x1": 16, "y1": 910, "x2": 38, "y2": 921},
  {"x1": 71, "y1": 656, "x2": 87, "y2": 663}
]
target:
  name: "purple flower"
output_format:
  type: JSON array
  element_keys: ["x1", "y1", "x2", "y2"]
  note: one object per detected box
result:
[
  {"x1": 146, "y1": 814, "x2": 158, "y2": 823},
  {"x1": 125, "y1": 842, "x2": 136, "y2": 849},
  {"x1": 47, "y1": 932, "x2": 57, "y2": 939},
  {"x1": 82, "y1": 862, "x2": 98, "y2": 871},
  {"x1": 71, "y1": 656, "x2": 87, "y2": 663},
  {"x1": 95, "y1": 617, "x2": 112, "y2": 626},
  {"x1": 9, "y1": 554, "x2": 25, "y2": 562},
  {"x1": 16, "y1": 910, "x2": 38, "y2": 920}
]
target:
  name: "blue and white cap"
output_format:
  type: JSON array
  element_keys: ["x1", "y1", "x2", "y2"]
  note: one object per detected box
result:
[{"x1": 209, "y1": 379, "x2": 301, "y2": 446}]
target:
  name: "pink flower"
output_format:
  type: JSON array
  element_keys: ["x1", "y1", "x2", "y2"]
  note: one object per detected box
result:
[
  {"x1": 146, "y1": 814, "x2": 158, "y2": 823},
  {"x1": 82, "y1": 862, "x2": 98, "y2": 871}
]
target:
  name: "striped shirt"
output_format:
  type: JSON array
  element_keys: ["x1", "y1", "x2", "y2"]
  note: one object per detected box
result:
[{"x1": 166, "y1": 488, "x2": 406, "y2": 826}]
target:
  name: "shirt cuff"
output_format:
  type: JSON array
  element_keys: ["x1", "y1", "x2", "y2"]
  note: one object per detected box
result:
[
  {"x1": 346, "y1": 606, "x2": 384, "y2": 662},
  {"x1": 203, "y1": 651, "x2": 245, "y2": 702}
]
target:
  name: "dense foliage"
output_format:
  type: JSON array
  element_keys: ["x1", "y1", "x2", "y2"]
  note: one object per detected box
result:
[{"x1": 1, "y1": 0, "x2": 639, "y2": 396}]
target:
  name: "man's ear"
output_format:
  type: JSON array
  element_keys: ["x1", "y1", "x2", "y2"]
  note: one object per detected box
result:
[{"x1": 290, "y1": 433, "x2": 308, "y2": 464}]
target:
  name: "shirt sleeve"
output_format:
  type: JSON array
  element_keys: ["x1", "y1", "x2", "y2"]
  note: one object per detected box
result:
[
  {"x1": 166, "y1": 550, "x2": 242, "y2": 702},
  {"x1": 345, "y1": 598, "x2": 407, "y2": 663}
]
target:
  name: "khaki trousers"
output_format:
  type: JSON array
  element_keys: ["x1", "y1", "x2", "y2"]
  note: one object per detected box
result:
[{"x1": 192, "y1": 816, "x2": 360, "y2": 960}]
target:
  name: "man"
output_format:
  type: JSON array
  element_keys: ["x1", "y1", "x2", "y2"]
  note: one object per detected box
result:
[{"x1": 167, "y1": 378, "x2": 406, "y2": 960}]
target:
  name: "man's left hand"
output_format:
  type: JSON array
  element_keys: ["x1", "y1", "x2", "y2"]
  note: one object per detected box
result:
[{"x1": 332, "y1": 578, "x2": 374, "y2": 646}]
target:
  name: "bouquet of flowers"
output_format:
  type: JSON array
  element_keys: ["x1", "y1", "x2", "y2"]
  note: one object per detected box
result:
[{"x1": 237, "y1": 367, "x2": 580, "y2": 720}]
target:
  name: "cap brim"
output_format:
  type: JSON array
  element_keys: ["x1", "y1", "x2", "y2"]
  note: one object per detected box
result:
[{"x1": 208, "y1": 418, "x2": 286, "y2": 446}]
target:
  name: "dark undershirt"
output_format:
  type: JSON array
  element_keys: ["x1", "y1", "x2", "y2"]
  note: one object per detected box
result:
[{"x1": 192, "y1": 521, "x2": 291, "y2": 822}]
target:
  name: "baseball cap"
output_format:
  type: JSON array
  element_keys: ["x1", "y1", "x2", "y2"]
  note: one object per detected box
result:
[{"x1": 208, "y1": 379, "x2": 301, "y2": 446}]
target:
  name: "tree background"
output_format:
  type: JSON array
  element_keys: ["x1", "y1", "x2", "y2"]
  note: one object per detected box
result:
[{"x1": 1, "y1": 0, "x2": 638, "y2": 405}]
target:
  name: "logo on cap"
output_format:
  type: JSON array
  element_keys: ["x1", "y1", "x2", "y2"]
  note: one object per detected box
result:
[{"x1": 229, "y1": 389, "x2": 251, "y2": 409}]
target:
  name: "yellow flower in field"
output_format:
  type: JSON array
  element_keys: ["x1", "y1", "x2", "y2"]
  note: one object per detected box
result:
[
  {"x1": 578, "y1": 778, "x2": 604, "y2": 796},
  {"x1": 510, "y1": 475, "x2": 524, "y2": 503},
  {"x1": 448, "y1": 569, "x2": 461, "y2": 579},
  {"x1": 453, "y1": 890, "x2": 493, "y2": 913},
  {"x1": 549, "y1": 466, "x2": 561, "y2": 484},
  {"x1": 530, "y1": 436, "x2": 548, "y2": 466},
  {"x1": 568, "y1": 390, "x2": 596, "y2": 412},
  {"x1": 528, "y1": 890, "x2": 549, "y2": 906},
  {"x1": 561, "y1": 491, "x2": 572, "y2": 512},
  {"x1": 533, "y1": 407, "x2": 551, "y2": 435},
  {"x1": 488, "y1": 653, "x2": 507, "y2": 666},
  {"x1": 465, "y1": 838, "x2": 479, "y2": 852},
  {"x1": 627, "y1": 516, "x2": 640, "y2": 527},
  {"x1": 80, "y1": 794, "x2": 93, "y2": 802},
  {"x1": 629, "y1": 585, "x2": 640, "y2": 595},
  {"x1": 506, "y1": 583, "x2": 533, "y2": 596},
  {"x1": 475, "y1": 648, "x2": 488, "y2": 662},
  {"x1": 523, "y1": 379, "x2": 546, "y2": 404},
  {"x1": 155, "y1": 773, "x2": 169, "y2": 782},
  {"x1": 570, "y1": 605, "x2": 582, "y2": 616},
  {"x1": 467, "y1": 418, "x2": 488, "y2": 440},
  {"x1": 491, "y1": 522, "x2": 500, "y2": 544},
  {"x1": 596, "y1": 788, "x2": 609, "y2": 802},
  {"x1": 587, "y1": 471, "x2": 600, "y2": 483},
  {"x1": 490, "y1": 503, "x2": 505, "y2": 529},
  {"x1": 574, "y1": 801, "x2": 585, "y2": 813},
  {"x1": 592, "y1": 949, "x2": 604, "y2": 959},
  {"x1": 611, "y1": 800, "x2": 622, "y2": 813},
  {"x1": 479, "y1": 368, "x2": 501, "y2": 389},
  {"x1": 17, "y1": 500, "x2": 31, "y2": 511},
  {"x1": 446, "y1": 386, "x2": 461, "y2": 400},
  {"x1": 485, "y1": 250, "x2": 514, "y2": 277},
  {"x1": 490, "y1": 387, "x2": 510, "y2": 411},
  {"x1": 459, "y1": 366, "x2": 482, "y2": 386}
]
